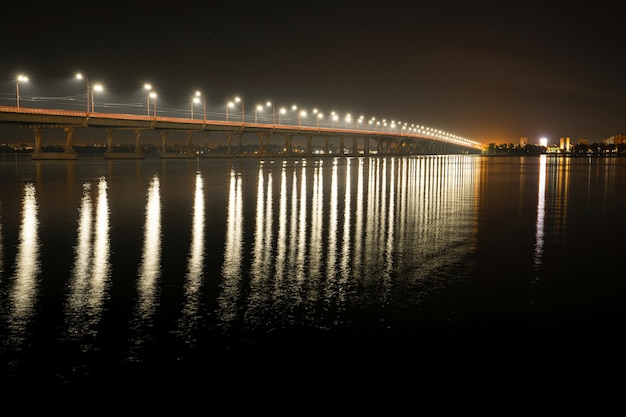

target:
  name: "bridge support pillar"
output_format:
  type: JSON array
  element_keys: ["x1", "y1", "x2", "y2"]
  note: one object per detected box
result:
[
  {"x1": 352, "y1": 137, "x2": 358, "y2": 156},
  {"x1": 258, "y1": 133, "x2": 268, "y2": 155},
  {"x1": 284, "y1": 134, "x2": 292, "y2": 155},
  {"x1": 203, "y1": 132, "x2": 209, "y2": 155},
  {"x1": 237, "y1": 134, "x2": 243, "y2": 154},
  {"x1": 64, "y1": 127, "x2": 75, "y2": 153},
  {"x1": 324, "y1": 136, "x2": 329, "y2": 154},
  {"x1": 306, "y1": 135, "x2": 312, "y2": 156},
  {"x1": 33, "y1": 127, "x2": 43, "y2": 153},
  {"x1": 365, "y1": 137, "x2": 369, "y2": 155},
  {"x1": 161, "y1": 131, "x2": 167, "y2": 153},
  {"x1": 339, "y1": 137, "x2": 345, "y2": 155},
  {"x1": 106, "y1": 129, "x2": 113, "y2": 154},
  {"x1": 134, "y1": 129, "x2": 143, "y2": 154},
  {"x1": 186, "y1": 131, "x2": 193, "y2": 154},
  {"x1": 226, "y1": 132, "x2": 232, "y2": 154}
]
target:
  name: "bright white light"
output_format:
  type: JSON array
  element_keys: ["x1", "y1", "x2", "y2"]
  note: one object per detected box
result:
[{"x1": 539, "y1": 137, "x2": 548, "y2": 147}]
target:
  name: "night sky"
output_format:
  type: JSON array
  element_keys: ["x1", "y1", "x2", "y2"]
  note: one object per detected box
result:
[{"x1": 1, "y1": 1, "x2": 624, "y2": 145}]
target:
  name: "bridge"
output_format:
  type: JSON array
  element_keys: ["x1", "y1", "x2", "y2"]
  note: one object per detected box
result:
[{"x1": 0, "y1": 105, "x2": 482, "y2": 159}]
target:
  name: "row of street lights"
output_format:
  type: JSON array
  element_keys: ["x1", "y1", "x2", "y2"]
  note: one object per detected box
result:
[
  {"x1": 10, "y1": 74, "x2": 478, "y2": 146},
  {"x1": 14, "y1": 74, "x2": 359, "y2": 126}
]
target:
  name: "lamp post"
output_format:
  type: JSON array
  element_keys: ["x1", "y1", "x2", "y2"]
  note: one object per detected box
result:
[
  {"x1": 226, "y1": 101, "x2": 234, "y2": 122},
  {"x1": 16, "y1": 75, "x2": 28, "y2": 109},
  {"x1": 235, "y1": 96, "x2": 244, "y2": 124},
  {"x1": 255, "y1": 104, "x2": 263, "y2": 123},
  {"x1": 298, "y1": 110, "x2": 306, "y2": 127},
  {"x1": 267, "y1": 101, "x2": 274, "y2": 124},
  {"x1": 278, "y1": 107, "x2": 286, "y2": 125},
  {"x1": 200, "y1": 91, "x2": 206, "y2": 123},
  {"x1": 313, "y1": 108, "x2": 323, "y2": 128},
  {"x1": 75, "y1": 73, "x2": 90, "y2": 112},
  {"x1": 150, "y1": 92, "x2": 157, "y2": 118},
  {"x1": 144, "y1": 84, "x2": 152, "y2": 116},
  {"x1": 191, "y1": 96, "x2": 200, "y2": 119},
  {"x1": 91, "y1": 84, "x2": 103, "y2": 112}
]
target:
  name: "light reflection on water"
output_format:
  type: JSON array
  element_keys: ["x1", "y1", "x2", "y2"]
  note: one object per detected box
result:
[
  {"x1": 7, "y1": 183, "x2": 40, "y2": 349},
  {"x1": 2, "y1": 154, "x2": 624, "y2": 395},
  {"x1": 65, "y1": 177, "x2": 110, "y2": 344},
  {"x1": 177, "y1": 171, "x2": 205, "y2": 344},
  {"x1": 127, "y1": 174, "x2": 162, "y2": 359}
]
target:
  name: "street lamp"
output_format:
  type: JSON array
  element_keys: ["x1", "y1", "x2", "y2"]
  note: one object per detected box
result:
[
  {"x1": 91, "y1": 84, "x2": 103, "y2": 112},
  {"x1": 191, "y1": 92, "x2": 201, "y2": 119},
  {"x1": 144, "y1": 84, "x2": 152, "y2": 116},
  {"x1": 278, "y1": 107, "x2": 286, "y2": 124},
  {"x1": 226, "y1": 100, "x2": 234, "y2": 122},
  {"x1": 266, "y1": 101, "x2": 274, "y2": 124},
  {"x1": 150, "y1": 91, "x2": 157, "y2": 118},
  {"x1": 317, "y1": 112, "x2": 323, "y2": 128},
  {"x1": 75, "y1": 73, "x2": 90, "y2": 112},
  {"x1": 255, "y1": 104, "x2": 263, "y2": 123},
  {"x1": 235, "y1": 96, "x2": 244, "y2": 124},
  {"x1": 298, "y1": 110, "x2": 306, "y2": 127},
  {"x1": 16, "y1": 75, "x2": 28, "y2": 109},
  {"x1": 195, "y1": 90, "x2": 206, "y2": 123}
]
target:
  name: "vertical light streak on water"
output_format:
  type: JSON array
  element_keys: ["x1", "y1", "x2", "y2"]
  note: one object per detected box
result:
[
  {"x1": 308, "y1": 160, "x2": 324, "y2": 299},
  {"x1": 218, "y1": 168, "x2": 243, "y2": 328},
  {"x1": 338, "y1": 158, "x2": 352, "y2": 305},
  {"x1": 429, "y1": 158, "x2": 440, "y2": 230},
  {"x1": 8, "y1": 183, "x2": 40, "y2": 347},
  {"x1": 251, "y1": 163, "x2": 266, "y2": 284},
  {"x1": 396, "y1": 158, "x2": 409, "y2": 257},
  {"x1": 88, "y1": 176, "x2": 110, "y2": 319},
  {"x1": 66, "y1": 182, "x2": 93, "y2": 339},
  {"x1": 179, "y1": 171, "x2": 205, "y2": 340},
  {"x1": 377, "y1": 159, "x2": 388, "y2": 274},
  {"x1": 418, "y1": 157, "x2": 427, "y2": 238},
  {"x1": 126, "y1": 174, "x2": 161, "y2": 362},
  {"x1": 553, "y1": 157, "x2": 570, "y2": 235},
  {"x1": 65, "y1": 177, "x2": 110, "y2": 345},
  {"x1": 264, "y1": 170, "x2": 274, "y2": 273},
  {"x1": 352, "y1": 158, "x2": 364, "y2": 279},
  {"x1": 67, "y1": 182, "x2": 93, "y2": 330},
  {"x1": 363, "y1": 158, "x2": 380, "y2": 287},
  {"x1": 533, "y1": 154, "x2": 547, "y2": 278},
  {"x1": 294, "y1": 161, "x2": 307, "y2": 298},
  {"x1": 246, "y1": 163, "x2": 274, "y2": 325},
  {"x1": 289, "y1": 163, "x2": 299, "y2": 272},
  {"x1": 273, "y1": 161, "x2": 288, "y2": 299},
  {"x1": 137, "y1": 174, "x2": 162, "y2": 321},
  {"x1": 382, "y1": 157, "x2": 396, "y2": 302},
  {"x1": 324, "y1": 158, "x2": 339, "y2": 302}
]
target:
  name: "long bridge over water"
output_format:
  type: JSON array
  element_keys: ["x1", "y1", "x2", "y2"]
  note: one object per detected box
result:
[{"x1": 0, "y1": 105, "x2": 482, "y2": 159}]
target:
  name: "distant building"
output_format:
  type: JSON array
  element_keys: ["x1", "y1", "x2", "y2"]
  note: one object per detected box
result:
[
  {"x1": 604, "y1": 134, "x2": 626, "y2": 145},
  {"x1": 559, "y1": 136, "x2": 571, "y2": 151},
  {"x1": 520, "y1": 137, "x2": 528, "y2": 146}
]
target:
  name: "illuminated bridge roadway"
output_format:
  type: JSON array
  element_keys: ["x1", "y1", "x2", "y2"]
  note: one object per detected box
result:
[{"x1": 0, "y1": 105, "x2": 482, "y2": 160}]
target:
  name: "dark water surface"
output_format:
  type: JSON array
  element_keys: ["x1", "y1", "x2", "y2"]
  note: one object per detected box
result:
[{"x1": 1, "y1": 154, "x2": 625, "y2": 408}]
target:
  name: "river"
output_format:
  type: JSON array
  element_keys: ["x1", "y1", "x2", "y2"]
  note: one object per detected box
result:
[{"x1": 0, "y1": 154, "x2": 624, "y2": 409}]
